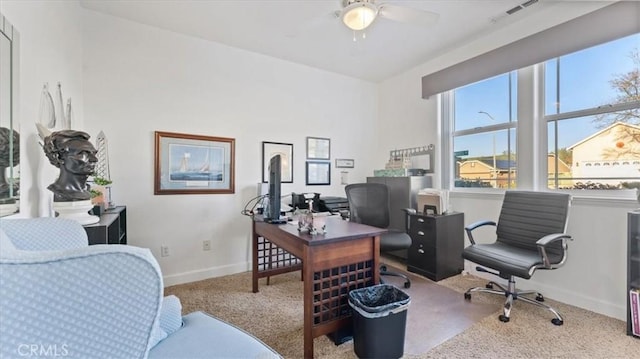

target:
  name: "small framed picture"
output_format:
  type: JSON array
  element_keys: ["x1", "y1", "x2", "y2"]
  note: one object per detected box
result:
[
  {"x1": 306, "y1": 161, "x2": 331, "y2": 185},
  {"x1": 335, "y1": 158, "x2": 354, "y2": 168},
  {"x1": 262, "y1": 141, "x2": 293, "y2": 183},
  {"x1": 306, "y1": 137, "x2": 330, "y2": 160}
]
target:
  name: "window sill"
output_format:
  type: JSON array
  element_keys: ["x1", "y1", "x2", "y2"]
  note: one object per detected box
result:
[{"x1": 450, "y1": 189, "x2": 638, "y2": 208}]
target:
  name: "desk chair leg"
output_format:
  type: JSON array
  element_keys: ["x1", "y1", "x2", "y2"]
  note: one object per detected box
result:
[
  {"x1": 484, "y1": 280, "x2": 508, "y2": 292},
  {"x1": 464, "y1": 276, "x2": 565, "y2": 326},
  {"x1": 517, "y1": 295, "x2": 564, "y2": 325},
  {"x1": 380, "y1": 268, "x2": 411, "y2": 289}
]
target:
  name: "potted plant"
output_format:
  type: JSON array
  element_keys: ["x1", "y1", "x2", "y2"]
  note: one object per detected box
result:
[{"x1": 90, "y1": 175, "x2": 113, "y2": 210}]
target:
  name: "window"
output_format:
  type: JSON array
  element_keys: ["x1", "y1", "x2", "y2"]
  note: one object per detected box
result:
[
  {"x1": 443, "y1": 33, "x2": 640, "y2": 192},
  {"x1": 451, "y1": 72, "x2": 517, "y2": 189},
  {"x1": 545, "y1": 33, "x2": 640, "y2": 190}
]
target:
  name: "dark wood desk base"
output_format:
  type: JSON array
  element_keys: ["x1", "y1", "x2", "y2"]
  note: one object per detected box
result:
[{"x1": 252, "y1": 218, "x2": 383, "y2": 358}]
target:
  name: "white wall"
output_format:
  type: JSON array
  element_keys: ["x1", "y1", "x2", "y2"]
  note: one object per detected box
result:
[
  {"x1": 378, "y1": 2, "x2": 637, "y2": 321},
  {"x1": 1, "y1": 0, "x2": 85, "y2": 218},
  {"x1": 81, "y1": 10, "x2": 379, "y2": 285},
  {"x1": 4, "y1": 0, "x2": 634, "y2": 321}
]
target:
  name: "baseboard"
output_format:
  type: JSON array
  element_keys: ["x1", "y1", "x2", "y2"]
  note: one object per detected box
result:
[{"x1": 163, "y1": 261, "x2": 251, "y2": 287}]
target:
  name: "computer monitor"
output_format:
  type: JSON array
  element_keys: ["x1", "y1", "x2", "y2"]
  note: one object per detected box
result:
[{"x1": 265, "y1": 154, "x2": 283, "y2": 223}]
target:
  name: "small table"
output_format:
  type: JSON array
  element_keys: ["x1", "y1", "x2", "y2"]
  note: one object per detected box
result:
[
  {"x1": 252, "y1": 216, "x2": 385, "y2": 359},
  {"x1": 83, "y1": 206, "x2": 127, "y2": 245}
]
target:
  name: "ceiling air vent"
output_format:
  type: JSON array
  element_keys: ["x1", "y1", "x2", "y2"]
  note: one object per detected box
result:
[{"x1": 506, "y1": 0, "x2": 539, "y2": 15}]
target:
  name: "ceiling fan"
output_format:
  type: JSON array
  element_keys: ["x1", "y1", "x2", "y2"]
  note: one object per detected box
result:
[{"x1": 336, "y1": 0, "x2": 439, "y2": 32}]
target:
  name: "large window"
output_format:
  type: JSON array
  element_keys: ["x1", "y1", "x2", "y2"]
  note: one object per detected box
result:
[
  {"x1": 445, "y1": 33, "x2": 640, "y2": 192},
  {"x1": 545, "y1": 34, "x2": 640, "y2": 190},
  {"x1": 451, "y1": 72, "x2": 517, "y2": 189}
]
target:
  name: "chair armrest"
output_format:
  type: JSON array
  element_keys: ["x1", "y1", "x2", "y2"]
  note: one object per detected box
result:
[
  {"x1": 401, "y1": 208, "x2": 416, "y2": 232},
  {"x1": 464, "y1": 220, "x2": 496, "y2": 245},
  {"x1": 159, "y1": 295, "x2": 183, "y2": 336},
  {"x1": 0, "y1": 245, "x2": 163, "y2": 358},
  {"x1": 0, "y1": 218, "x2": 88, "y2": 250},
  {"x1": 536, "y1": 233, "x2": 573, "y2": 268}
]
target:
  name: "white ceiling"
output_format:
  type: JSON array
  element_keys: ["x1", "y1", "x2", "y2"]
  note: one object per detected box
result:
[{"x1": 79, "y1": 0, "x2": 574, "y2": 82}]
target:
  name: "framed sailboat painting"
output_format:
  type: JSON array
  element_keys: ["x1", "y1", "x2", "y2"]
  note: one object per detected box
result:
[{"x1": 154, "y1": 131, "x2": 235, "y2": 195}]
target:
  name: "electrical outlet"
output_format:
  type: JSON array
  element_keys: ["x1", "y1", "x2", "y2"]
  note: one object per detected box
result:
[
  {"x1": 161, "y1": 245, "x2": 169, "y2": 257},
  {"x1": 203, "y1": 240, "x2": 212, "y2": 251}
]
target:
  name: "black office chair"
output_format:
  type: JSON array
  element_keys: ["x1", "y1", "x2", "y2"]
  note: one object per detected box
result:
[
  {"x1": 345, "y1": 183, "x2": 413, "y2": 289},
  {"x1": 462, "y1": 190, "x2": 572, "y2": 325}
]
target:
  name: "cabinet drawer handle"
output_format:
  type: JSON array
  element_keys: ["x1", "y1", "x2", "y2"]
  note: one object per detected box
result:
[
  {"x1": 417, "y1": 231, "x2": 425, "y2": 236},
  {"x1": 418, "y1": 248, "x2": 424, "y2": 254},
  {"x1": 417, "y1": 218, "x2": 425, "y2": 223}
]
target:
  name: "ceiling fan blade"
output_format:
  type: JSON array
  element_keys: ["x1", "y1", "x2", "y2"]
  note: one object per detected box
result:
[{"x1": 378, "y1": 4, "x2": 439, "y2": 27}]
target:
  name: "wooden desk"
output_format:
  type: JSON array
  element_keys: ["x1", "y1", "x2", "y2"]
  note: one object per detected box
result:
[{"x1": 252, "y1": 217, "x2": 385, "y2": 359}]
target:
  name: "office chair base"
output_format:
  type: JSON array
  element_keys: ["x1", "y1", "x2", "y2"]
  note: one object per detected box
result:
[
  {"x1": 464, "y1": 277, "x2": 564, "y2": 325},
  {"x1": 380, "y1": 267, "x2": 411, "y2": 289}
]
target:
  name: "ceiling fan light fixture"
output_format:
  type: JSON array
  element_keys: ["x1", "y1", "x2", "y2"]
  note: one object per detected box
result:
[{"x1": 342, "y1": 2, "x2": 377, "y2": 31}]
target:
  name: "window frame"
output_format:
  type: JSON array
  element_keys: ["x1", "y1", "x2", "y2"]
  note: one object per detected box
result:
[
  {"x1": 446, "y1": 72, "x2": 519, "y2": 191},
  {"x1": 442, "y1": 55, "x2": 640, "y2": 199}
]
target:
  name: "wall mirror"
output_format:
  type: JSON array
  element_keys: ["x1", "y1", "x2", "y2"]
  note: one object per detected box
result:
[{"x1": 0, "y1": 13, "x2": 20, "y2": 217}]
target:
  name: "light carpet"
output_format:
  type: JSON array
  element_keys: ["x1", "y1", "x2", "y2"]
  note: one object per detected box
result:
[{"x1": 165, "y1": 269, "x2": 640, "y2": 358}]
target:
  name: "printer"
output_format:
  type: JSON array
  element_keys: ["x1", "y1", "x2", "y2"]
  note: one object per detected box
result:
[{"x1": 318, "y1": 196, "x2": 349, "y2": 213}]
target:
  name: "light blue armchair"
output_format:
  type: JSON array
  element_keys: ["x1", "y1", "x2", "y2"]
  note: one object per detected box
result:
[{"x1": 0, "y1": 217, "x2": 281, "y2": 359}]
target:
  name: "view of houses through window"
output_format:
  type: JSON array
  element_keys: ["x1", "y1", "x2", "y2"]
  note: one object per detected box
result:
[{"x1": 448, "y1": 33, "x2": 640, "y2": 190}]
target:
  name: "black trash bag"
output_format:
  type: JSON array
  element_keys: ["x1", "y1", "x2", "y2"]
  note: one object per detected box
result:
[{"x1": 348, "y1": 284, "x2": 410, "y2": 318}]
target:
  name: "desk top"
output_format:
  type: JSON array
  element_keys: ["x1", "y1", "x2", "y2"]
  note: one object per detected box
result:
[{"x1": 254, "y1": 216, "x2": 386, "y2": 247}]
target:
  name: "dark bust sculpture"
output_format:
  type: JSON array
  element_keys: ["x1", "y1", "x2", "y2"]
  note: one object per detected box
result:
[
  {"x1": 0, "y1": 127, "x2": 20, "y2": 204},
  {"x1": 43, "y1": 130, "x2": 98, "y2": 202}
]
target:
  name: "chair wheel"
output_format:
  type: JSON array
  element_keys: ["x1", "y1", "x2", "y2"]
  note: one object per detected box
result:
[
  {"x1": 404, "y1": 281, "x2": 411, "y2": 289},
  {"x1": 536, "y1": 294, "x2": 544, "y2": 302},
  {"x1": 551, "y1": 318, "x2": 563, "y2": 326},
  {"x1": 464, "y1": 293, "x2": 471, "y2": 300},
  {"x1": 486, "y1": 283, "x2": 493, "y2": 289},
  {"x1": 380, "y1": 265, "x2": 387, "y2": 272},
  {"x1": 499, "y1": 315, "x2": 510, "y2": 323}
]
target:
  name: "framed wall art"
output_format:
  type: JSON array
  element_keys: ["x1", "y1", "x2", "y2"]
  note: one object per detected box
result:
[
  {"x1": 335, "y1": 158, "x2": 354, "y2": 168},
  {"x1": 262, "y1": 141, "x2": 293, "y2": 183},
  {"x1": 306, "y1": 161, "x2": 331, "y2": 185},
  {"x1": 154, "y1": 131, "x2": 235, "y2": 195},
  {"x1": 306, "y1": 137, "x2": 330, "y2": 160}
]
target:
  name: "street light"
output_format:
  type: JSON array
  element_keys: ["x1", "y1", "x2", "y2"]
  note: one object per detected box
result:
[{"x1": 478, "y1": 111, "x2": 497, "y2": 187}]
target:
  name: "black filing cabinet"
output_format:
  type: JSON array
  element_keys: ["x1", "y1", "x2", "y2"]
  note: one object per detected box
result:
[
  {"x1": 84, "y1": 206, "x2": 127, "y2": 245},
  {"x1": 407, "y1": 212, "x2": 464, "y2": 281}
]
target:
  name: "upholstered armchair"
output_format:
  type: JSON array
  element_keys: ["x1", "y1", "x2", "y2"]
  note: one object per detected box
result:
[{"x1": 0, "y1": 217, "x2": 280, "y2": 358}]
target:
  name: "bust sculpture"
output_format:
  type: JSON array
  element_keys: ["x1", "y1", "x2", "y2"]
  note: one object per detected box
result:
[{"x1": 43, "y1": 130, "x2": 98, "y2": 202}]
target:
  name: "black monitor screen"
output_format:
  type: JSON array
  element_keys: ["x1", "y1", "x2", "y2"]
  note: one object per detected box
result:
[{"x1": 266, "y1": 154, "x2": 281, "y2": 222}]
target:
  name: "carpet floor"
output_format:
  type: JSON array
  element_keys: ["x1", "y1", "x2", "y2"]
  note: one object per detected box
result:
[{"x1": 165, "y1": 268, "x2": 640, "y2": 358}]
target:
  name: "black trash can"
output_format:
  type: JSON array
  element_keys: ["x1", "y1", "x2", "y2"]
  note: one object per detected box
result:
[{"x1": 348, "y1": 284, "x2": 410, "y2": 359}]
